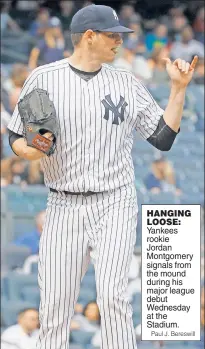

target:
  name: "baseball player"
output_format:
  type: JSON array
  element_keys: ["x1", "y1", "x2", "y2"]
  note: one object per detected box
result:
[{"x1": 8, "y1": 5, "x2": 198, "y2": 349}]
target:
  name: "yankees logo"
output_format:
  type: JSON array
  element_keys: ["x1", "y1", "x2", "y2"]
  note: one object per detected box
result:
[
  {"x1": 102, "y1": 94, "x2": 128, "y2": 125},
  {"x1": 113, "y1": 9, "x2": 118, "y2": 20}
]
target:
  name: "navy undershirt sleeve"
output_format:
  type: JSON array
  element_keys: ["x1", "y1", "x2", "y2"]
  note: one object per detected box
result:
[{"x1": 147, "y1": 116, "x2": 180, "y2": 151}]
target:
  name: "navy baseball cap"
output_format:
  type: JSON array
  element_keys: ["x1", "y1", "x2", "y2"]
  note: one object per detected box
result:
[{"x1": 70, "y1": 5, "x2": 134, "y2": 33}]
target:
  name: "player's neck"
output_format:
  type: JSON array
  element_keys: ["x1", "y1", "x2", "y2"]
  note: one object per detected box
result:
[{"x1": 68, "y1": 49, "x2": 102, "y2": 73}]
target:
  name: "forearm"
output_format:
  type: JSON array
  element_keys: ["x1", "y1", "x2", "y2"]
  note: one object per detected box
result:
[
  {"x1": 163, "y1": 84, "x2": 186, "y2": 132},
  {"x1": 12, "y1": 138, "x2": 46, "y2": 160}
]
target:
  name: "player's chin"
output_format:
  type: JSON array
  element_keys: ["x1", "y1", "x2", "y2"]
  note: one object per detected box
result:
[{"x1": 104, "y1": 52, "x2": 116, "y2": 63}]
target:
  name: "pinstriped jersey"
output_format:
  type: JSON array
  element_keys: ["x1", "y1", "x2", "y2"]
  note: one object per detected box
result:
[{"x1": 8, "y1": 58, "x2": 164, "y2": 192}]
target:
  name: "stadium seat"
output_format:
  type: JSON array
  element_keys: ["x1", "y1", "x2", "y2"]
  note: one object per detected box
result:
[
  {"x1": 176, "y1": 131, "x2": 203, "y2": 145},
  {"x1": 21, "y1": 286, "x2": 40, "y2": 307},
  {"x1": 77, "y1": 288, "x2": 97, "y2": 307},
  {"x1": 164, "y1": 341, "x2": 196, "y2": 348},
  {"x1": 86, "y1": 263, "x2": 95, "y2": 276},
  {"x1": 147, "y1": 84, "x2": 170, "y2": 101},
  {"x1": 70, "y1": 330, "x2": 94, "y2": 346},
  {"x1": 30, "y1": 261, "x2": 38, "y2": 274},
  {"x1": 6, "y1": 271, "x2": 38, "y2": 302},
  {"x1": 11, "y1": 212, "x2": 36, "y2": 239},
  {"x1": 132, "y1": 292, "x2": 141, "y2": 305},
  {"x1": 135, "y1": 166, "x2": 151, "y2": 180},
  {"x1": 147, "y1": 192, "x2": 179, "y2": 204},
  {"x1": 138, "y1": 341, "x2": 154, "y2": 349},
  {"x1": 81, "y1": 274, "x2": 96, "y2": 290},
  {"x1": 170, "y1": 157, "x2": 201, "y2": 170},
  {"x1": 195, "y1": 117, "x2": 204, "y2": 132},
  {"x1": 1, "y1": 245, "x2": 31, "y2": 272},
  {"x1": 1, "y1": 327, "x2": 7, "y2": 334},
  {"x1": 2, "y1": 185, "x2": 48, "y2": 213},
  {"x1": 1, "y1": 277, "x2": 9, "y2": 301},
  {"x1": 133, "y1": 312, "x2": 141, "y2": 327},
  {"x1": 179, "y1": 193, "x2": 204, "y2": 205},
  {"x1": 1, "y1": 211, "x2": 13, "y2": 248}
]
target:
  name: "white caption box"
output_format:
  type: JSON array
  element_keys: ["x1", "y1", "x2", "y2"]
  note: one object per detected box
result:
[{"x1": 141, "y1": 205, "x2": 201, "y2": 341}]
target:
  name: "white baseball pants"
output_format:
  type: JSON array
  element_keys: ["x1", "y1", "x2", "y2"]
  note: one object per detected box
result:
[{"x1": 36, "y1": 183, "x2": 138, "y2": 349}]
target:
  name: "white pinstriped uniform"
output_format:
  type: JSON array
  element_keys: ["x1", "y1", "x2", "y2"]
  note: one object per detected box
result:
[{"x1": 8, "y1": 58, "x2": 164, "y2": 349}]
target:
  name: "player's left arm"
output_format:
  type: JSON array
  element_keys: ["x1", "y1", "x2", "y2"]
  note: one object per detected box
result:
[
  {"x1": 134, "y1": 56, "x2": 198, "y2": 151},
  {"x1": 161, "y1": 55, "x2": 198, "y2": 132}
]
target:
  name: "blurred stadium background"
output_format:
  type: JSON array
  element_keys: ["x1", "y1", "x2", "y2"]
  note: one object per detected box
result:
[{"x1": 1, "y1": 0, "x2": 204, "y2": 348}]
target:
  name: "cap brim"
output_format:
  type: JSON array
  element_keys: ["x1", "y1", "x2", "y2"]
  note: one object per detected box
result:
[{"x1": 100, "y1": 25, "x2": 134, "y2": 33}]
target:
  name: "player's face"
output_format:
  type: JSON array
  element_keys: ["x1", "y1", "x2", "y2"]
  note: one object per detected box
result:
[{"x1": 94, "y1": 32, "x2": 123, "y2": 63}]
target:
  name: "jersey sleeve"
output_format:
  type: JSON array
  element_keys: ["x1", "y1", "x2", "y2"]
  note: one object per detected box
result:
[
  {"x1": 132, "y1": 77, "x2": 165, "y2": 140},
  {"x1": 7, "y1": 69, "x2": 38, "y2": 135}
]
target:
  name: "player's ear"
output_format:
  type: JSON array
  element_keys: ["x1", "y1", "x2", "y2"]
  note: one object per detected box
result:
[{"x1": 84, "y1": 30, "x2": 95, "y2": 45}]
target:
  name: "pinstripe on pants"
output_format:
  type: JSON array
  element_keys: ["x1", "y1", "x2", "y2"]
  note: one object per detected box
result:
[{"x1": 36, "y1": 183, "x2": 138, "y2": 349}]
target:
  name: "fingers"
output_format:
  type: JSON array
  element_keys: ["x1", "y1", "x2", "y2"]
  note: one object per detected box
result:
[
  {"x1": 185, "y1": 62, "x2": 190, "y2": 73},
  {"x1": 190, "y1": 55, "x2": 198, "y2": 70},
  {"x1": 44, "y1": 132, "x2": 54, "y2": 141},
  {"x1": 173, "y1": 59, "x2": 192, "y2": 73},
  {"x1": 164, "y1": 56, "x2": 198, "y2": 74}
]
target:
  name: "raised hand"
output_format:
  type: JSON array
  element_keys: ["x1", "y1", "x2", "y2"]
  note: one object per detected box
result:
[{"x1": 162, "y1": 56, "x2": 198, "y2": 87}]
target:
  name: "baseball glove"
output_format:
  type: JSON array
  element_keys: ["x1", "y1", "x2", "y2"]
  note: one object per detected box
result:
[{"x1": 18, "y1": 88, "x2": 58, "y2": 156}]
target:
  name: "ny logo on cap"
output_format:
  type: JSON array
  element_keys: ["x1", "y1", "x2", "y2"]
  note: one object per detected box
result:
[
  {"x1": 102, "y1": 94, "x2": 128, "y2": 125},
  {"x1": 113, "y1": 10, "x2": 118, "y2": 20}
]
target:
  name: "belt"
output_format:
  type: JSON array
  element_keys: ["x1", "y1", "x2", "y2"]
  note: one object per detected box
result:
[{"x1": 50, "y1": 188, "x2": 99, "y2": 197}]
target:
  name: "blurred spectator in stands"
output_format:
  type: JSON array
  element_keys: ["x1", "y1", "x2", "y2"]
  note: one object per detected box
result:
[
  {"x1": 58, "y1": 1, "x2": 76, "y2": 32},
  {"x1": 3, "y1": 64, "x2": 29, "y2": 113},
  {"x1": 119, "y1": 4, "x2": 136, "y2": 27},
  {"x1": 193, "y1": 7, "x2": 204, "y2": 44},
  {"x1": 160, "y1": 4, "x2": 188, "y2": 41},
  {"x1": 1, "y1": 308, "x2": 39, "y2": 349},
  {"x1": 1, "y1": 87, "x2": 11, "y2": 115},
  {"x1": 15, "y1": 0, "x2": 41, "y2": 11},
  {"x1": 147, "y1": 46, "x2": 170, "y2": 83},
  {"x1": 1, "y1": 155, "x2": 14, "y2": 185},
  {"x1": 12, "y1": 210, "x2": 46, "y2": 255},
  {"x1": 71, "y1": 301, "x2": 100, "y2": 332},
  {"x1": 124, "y1": 14, "x2": 145, "y2": 54},
  {"x1": 170, "y1": 25, "x2": 204, "y2": 62},
  {"x1": 171, "y1": 14, "x2": 189, "y2": 41},
  {"x1": 1, "y1": 102, "x2": 11, "y2": 130},
  {"x1": 0, "y1": 1, "x2": 21, "y2": 33},
  {"x1": 74, "y1": 303, "x2": 84, "y2": 315},
  {"x1": 192, "y1": 56, "x2": 205, "y2": 84},
  {"x1": 3, "y1": 64, "x2": 29, "y2": 94},
  {"x1": 144, "y1": 156, "x2": 182, "y2": 195},
  {"x1": 1, "y1": 102, "x2": 13, "y2": 163},
  {"x1": 113, "y1": 40, "x2": 152, "y2": 81},
  {"x1": 29, "y1": 7, "x2": 50, "y2": 38},
  {"x1": 28, "y1": 160, "x2": 44, "y2": 185},
  {"x1": 70, "y1": 303, "x2": 84, "y2": 330},
  {"x1": 10, "y1": 158, "x2": 29, "y2": 186},
  {"x1": 145, "y1": 24, "x2": 168, "y2": 53},
  {"x1": 82, "y1": 1, "x2": 94, "y2": 8},
  {"x1": 28, "y1": 16, "x2": 70, "y2": 69}
]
